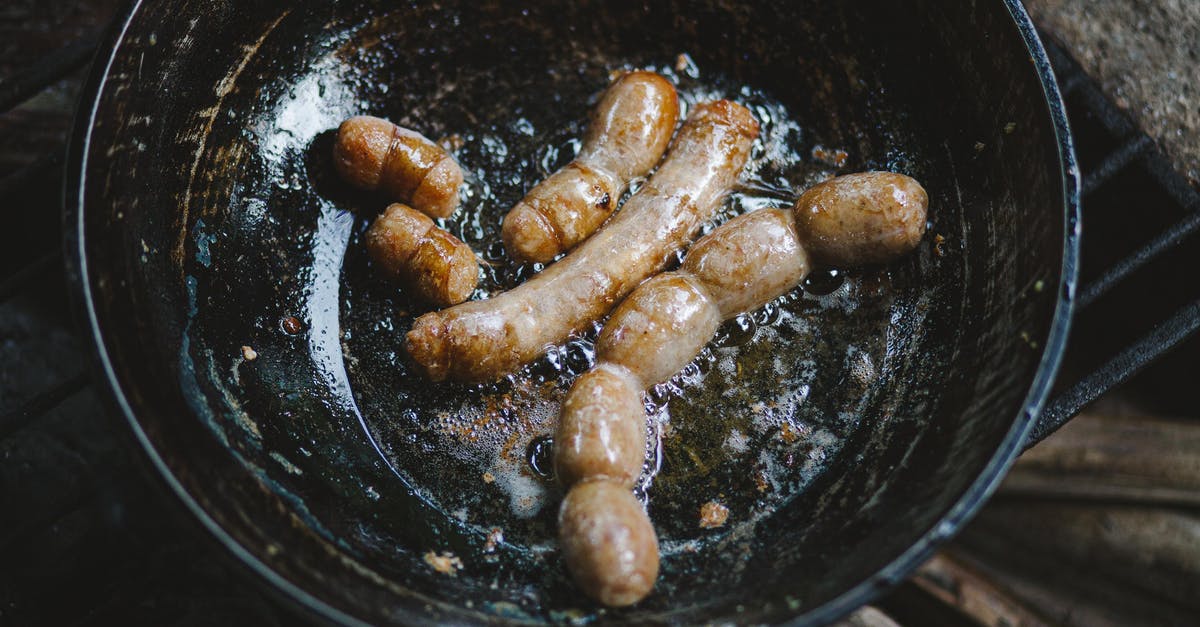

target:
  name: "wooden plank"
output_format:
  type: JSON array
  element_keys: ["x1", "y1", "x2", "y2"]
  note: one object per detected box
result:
[
  {"x1": 1005, "y1": 412, "x2": 1200, "y2": 506},
  {"x1": 906, "y1": 554, "x2": 1054, "y2": 627},
  {"x1": 0, "y1": 0, "x2": 120, "y2": 173},
  {"x1": 833, "y1": 606, "x2": 902, "y2": 627},
  {"x1": 963, "y1": 500, "x2": 1200, "y2": 612}
]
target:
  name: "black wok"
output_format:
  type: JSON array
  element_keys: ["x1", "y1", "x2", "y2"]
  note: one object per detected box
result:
[{"x1": 66, "y1": 0, "x2": 1078, "y2": 624}]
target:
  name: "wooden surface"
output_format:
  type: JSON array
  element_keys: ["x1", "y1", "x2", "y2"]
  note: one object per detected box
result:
[
  {"x1": 909, "y1": 412, "x2": 1200, "y2": 626},
  {"x1": 0, "y1": 0, "x2": 119, "y2": 174}
]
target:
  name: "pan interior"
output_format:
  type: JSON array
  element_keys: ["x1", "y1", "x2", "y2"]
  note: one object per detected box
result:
[{"x1": 79, "y1": 0, "x2": 1066, "y2": 623}]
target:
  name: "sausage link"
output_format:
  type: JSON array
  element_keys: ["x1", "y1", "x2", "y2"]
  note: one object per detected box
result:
[
  {"x1": 553, "y1": 172, "x2": 927, "y2": 606},
  {"x1": 792, "y1": 171, "x2": 928, "y2": 266},
  {"x1": 596, "y1": 274, "x2": 723, "y2": 391},
  {"x1": 554, "y1": 364, "x2": 646, "y2": 488},
  {"x1": 333, "y1": 116, "x2": 464, "y2": 219},
  {"x1": 365, "y1": 204, "x2": 479, "y2": 307},
  {"x1": 502, "y1": 71, "x2": 679, "y2": 263},
  {"x1": 558, "y1": 479, "x2": 659, "y2": 607},
  {"x1": 406, "y1": 100, "x2": 760, "y2": 383}
]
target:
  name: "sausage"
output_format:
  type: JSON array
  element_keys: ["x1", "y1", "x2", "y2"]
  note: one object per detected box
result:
[
  {"x1": 792, "y1": 171, "x2": 928, "y2": 266},
  {"x1": 333, "y1": 116, "x2": 464, "y2": 219},
  {"x1": 406, "y1": 100, "x2": 760, "y2": 383},
  {"x1": 558, "y1": 479, "x2": 659, "y2": 607},
  {"x1": 365, "y1": 204, "x2": 479, "y2": 306},
  {"x1": 554, "y1": 172, "x2": 927, "y2": 606},
  {"x1": 554, "y1": 363, "x2": 646, "y2": 488},
  {"x1": 501, "y1": 71, "x2": 679, "y2": 263}
]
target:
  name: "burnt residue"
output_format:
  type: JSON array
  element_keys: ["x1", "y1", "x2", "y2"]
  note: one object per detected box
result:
[{"x1": 72, "y1": 0, "x2": 1068, "y2": 625}]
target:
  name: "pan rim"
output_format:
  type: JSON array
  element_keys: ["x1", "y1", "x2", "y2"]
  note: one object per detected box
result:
[
  {"x1": 63, "y1": 2, "x2": 369, "y2": 625},
  {"x1": 782, "y1": 0, "x2": 1081, "y2": 623},
  {"x1": 63, "y1": 0, "x2": 1080, "y2": 624}
]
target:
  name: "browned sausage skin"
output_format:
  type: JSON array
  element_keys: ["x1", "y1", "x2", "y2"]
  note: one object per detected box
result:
[
  {"x1": 333, "y1": 116, "x2": 464, "y2": 219},
  {"x1": 554, "y1": 172, "x2": 928, "y2": 606},
  {"x1": 502, "y1": 71, "x2": 680, "y2": 263},
  {"x1": 558, "y1": 479, "x2": 659, "y2": 608},
  {"x1": 554, "y1": 363, "x2": 646, "y2": 488},
  {"x1": 365, "y1": 204, "x2": 479, "y2": 307},
  {"x1": 793, "y1": 171, "x2": 928, "y2": 266},
  {"x1": 406, "y1": 100, "x2": 760, "y2": 383}
]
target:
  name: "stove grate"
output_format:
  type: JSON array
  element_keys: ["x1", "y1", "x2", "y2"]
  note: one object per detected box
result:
[{"x1": 1030, "y1": 40, "x2": 1200, "y2": 444}]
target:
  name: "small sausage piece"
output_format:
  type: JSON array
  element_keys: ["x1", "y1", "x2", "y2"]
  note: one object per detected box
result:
[
  {"x1": 555, "y1": 364, "x2": 647, "y2": 488},
  {"x1": 596, "y1": 274, "x2": 722, "y2": 390},
  {"x1": 792, "y1": 171, "x2": 928, "y2": 266},
  {"x1": 681, "y1": 206, "x2": 809, "y2": 315},
  {"x1": 554, "y1": 172, "x2": 927, "y2": 607},
  {"x1": 406, "y1": 100, "x2": 759, "y2": 383},
  {"x1": 502, "y1": 71, "x2": 679, "y2": 263},
  {"x1": 333, "y1": 116, "x2": 464, "y2": 219},
  {"x1": 558, "y1": 479, "x2": 659, "y2": 607},
  {"x1": 365, "y1": 204, "x2": 478, "y2": 307}
]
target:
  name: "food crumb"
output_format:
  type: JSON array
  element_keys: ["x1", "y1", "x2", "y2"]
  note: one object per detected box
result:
[
  {"x1": 1033, "y1": 279, "x2": 1045, "y2": 293},
  {"x1": 241, "y1": 345, "x2": 258, "y2": 361},
  {"x1": 1004, "y1": 122, "x2": 1017, "y2": 134},
  {"x1": 484, "y1": 527, "x2": 504, "y2": 553},
  {"x1": 933, "y1": 234, "x2": 946, "y2": 257},
  {"x1": 424, "y1": 551, "x2": 463, "y2": 576},
  {"x1": 674, "y1": 52, "x2": 699, "y2": 78},
  {"x1": 482, "y1": 471, "x2": 496, "y2": 484},
  {"x1": 973, "y1": 141, "x2": 986, "y2": 153},
  {"x1": 811, "y1": 144, "x2": 849, "y2": 168},
  {"x1": 280, "y1": 316, "x2": 303, "y2": 335},
  {"x1": 699, "y1": 501, "x2": 730, "y2": 529},
  {"x1": 754, "y1": 469, "x2": 771, "y2": 493}
]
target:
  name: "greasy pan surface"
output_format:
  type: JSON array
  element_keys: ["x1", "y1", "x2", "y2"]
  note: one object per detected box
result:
[{"x1": 68, "y1": 0, "x2": 1077, "y2": 624}]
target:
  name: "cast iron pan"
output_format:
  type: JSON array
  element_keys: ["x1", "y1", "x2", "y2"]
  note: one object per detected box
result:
[{"x1": 66, "y1": 0, "x2": 1079, "y2": 624}]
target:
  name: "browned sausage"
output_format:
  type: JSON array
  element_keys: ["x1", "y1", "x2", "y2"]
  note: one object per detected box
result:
[
  {"x1": 333, "y1": 116, "x2": 464, "y2": 219},
  {"x1": 554, "y1": 172, "x2": 928, "y2": 606},
  {"x1": 792, "y1": 171, "x2": 928, "y2": 266},
  {"x1": 406, "y1": 100, "x2": 760, "y2": 383},
  {"x1": 558, "y1": 479, "x2": 659, "y2": 607},
  {"x1": 501, "y1": 71, "x2": 679, "y2": 263},
  {"x1": 554, "y1": 363, "x2": 647, "y2": 488},
  {"x1": 365, "y1": 204, "x2": 479, "y2": 306}
]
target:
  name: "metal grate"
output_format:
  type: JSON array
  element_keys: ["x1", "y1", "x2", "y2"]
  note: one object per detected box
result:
[
  {"x1": 0, "y1": 24, "x2": 1198, "y2": 625},
  {"x1": 1028, "y1": 40, "x2": 1200, "y2": 445}
]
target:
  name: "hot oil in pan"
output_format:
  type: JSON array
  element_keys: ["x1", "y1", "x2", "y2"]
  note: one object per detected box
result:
[{"x1": 340, "y1": 62, "x2": 897, "y2": 563}]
